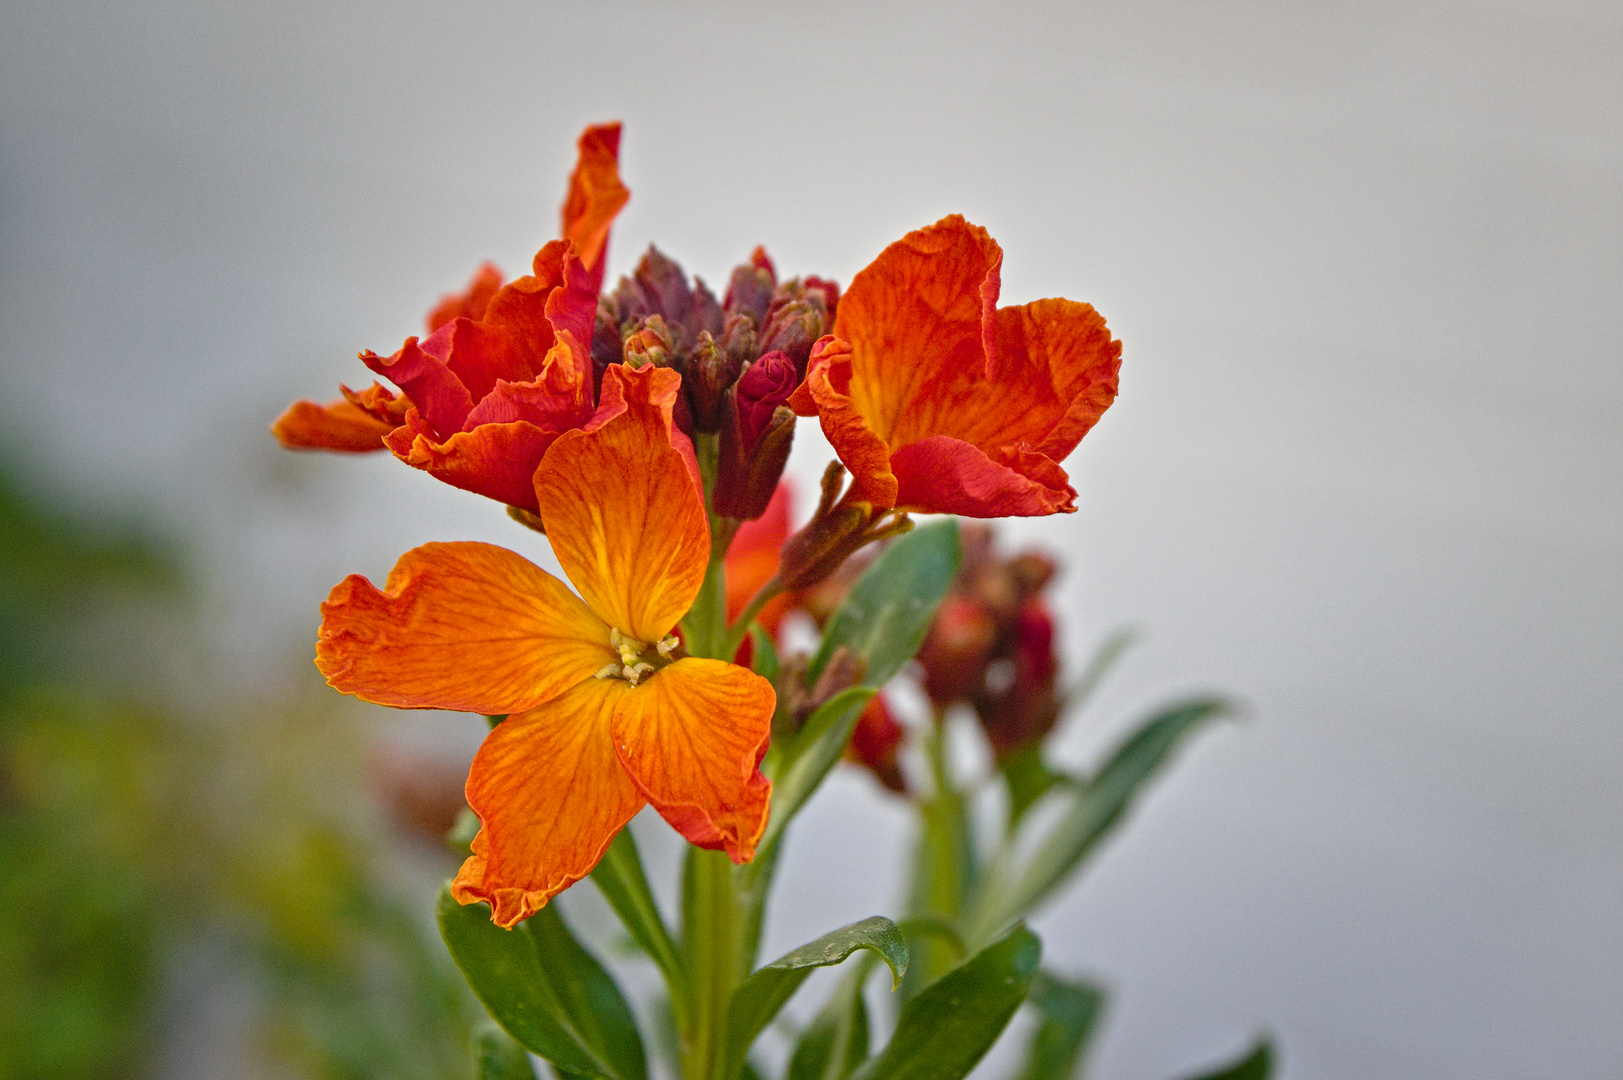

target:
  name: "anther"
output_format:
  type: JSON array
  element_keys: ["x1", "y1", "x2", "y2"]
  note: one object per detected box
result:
[
  {"x1": 594, "y1": 663, "x2": 620, "y2": 680},
  {"x1": 656, "y1": 636, "x2": 679, "y2": 659}
]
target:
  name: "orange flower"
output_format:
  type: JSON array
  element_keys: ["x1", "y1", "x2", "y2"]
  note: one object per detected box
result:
[
  {"x1": 725, "y1": 482, "x2": 793, "y2": 637},
  {"x1": 789, "y1": 215, "x2": 1121, "y2": 517},
  {"x1": 316, "y1": 365, "x2": 773, "y2": 927},
  {"x1": 272, "y1": 123, "x2": 631, "y2": 512}
]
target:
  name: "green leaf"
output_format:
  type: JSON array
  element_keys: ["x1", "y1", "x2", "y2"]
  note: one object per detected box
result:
[
  {"x1": 526, "y1": 904, "x2": 648, "y2": 1080},
  {"x1": 1014, "y1": 973, "x2": 1104, "y2": 1080},
  {"x1": 808, "y1": 519, "x2": 961, "y2": 688},
  {"x1": 436, "y1": 884, "x2": 645, "y2": 1080},
  {"x1": 787, "y1": 965, "x2": 871, "y2": 1080},
  {"x1": 590, "y1": 828, "x2": 686, "y2": 1013},
  {"x1": 1174, "y1": 1038, "x2": 1273, "y2": 1080},
  {"x1": 720, "y1": 917, "x2": 908, "y2": 1080},
  {"x1": 752, "y1": 687, "x2": 875, "y2": 870},
  {"x1": 1000, "y1": 745, "x2": 1063, "y2": 831},
  {"x1": 968, "y1": 699, "x2": 1228, "y2": 942},
  {"x1": 474, "y1": 1022, "x2": 539, "y2": 1080},
  {"x1": 851, "y1": 924, "x2": 1041, "y2": 1080}
]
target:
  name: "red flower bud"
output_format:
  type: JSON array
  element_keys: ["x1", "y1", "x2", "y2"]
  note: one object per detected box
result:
[
  {"x1": 846, "y1": 695, "x2": 907, "y2": 794},
  {"x1": 917, "y1": 596, "x2": 998, "y2": 708},
  {"x1": 714, "y1": 352, "x2": 798, "y2": 520}
]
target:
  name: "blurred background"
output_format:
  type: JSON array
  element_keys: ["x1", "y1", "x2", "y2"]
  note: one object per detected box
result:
[{"x1": 1, "y1": 0, "x2": 1618, "y2": 1077}]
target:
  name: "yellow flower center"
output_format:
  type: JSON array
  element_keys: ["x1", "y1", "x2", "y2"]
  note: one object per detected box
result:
[{"x1": 594, "y1": 628, "x2": 681, "y2": 687}]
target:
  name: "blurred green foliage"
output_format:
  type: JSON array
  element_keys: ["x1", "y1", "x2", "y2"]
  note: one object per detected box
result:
[{"x1": 0, "y1": 465, "x2": 483, "y2": 1079}]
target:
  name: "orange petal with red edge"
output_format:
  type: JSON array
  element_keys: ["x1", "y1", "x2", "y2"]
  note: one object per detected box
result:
[
  {"x1": 272, "y1": 397, "x2": 392, "y2": 452},
  {"x1": 383, "y1": 411, "x2": 563, "y2": 513},
  {"x1": 453, "y1": 678, "x2": 644, "y2": 927},
  {"x1": 561, "y1": 122, "x2": 630, "y2": 295},
  {"x1": 889, "y1": 436, "x2": 1074, "y2": 517},
  {"x1": 834, "y1": 215, "x2": 1002, "y2": 448},
  {"x1": 609, "y1": 658, "x2": 773, "y2": 862},
  {"x1": 535, "y1": 364, "x2": 708, "y2": 643},
  {"x1": 317, "y1": 541, "x2": 612, "y2": 714},
  {"x1": 795, "y1": 336, "x2": 899, "y2": 507}
]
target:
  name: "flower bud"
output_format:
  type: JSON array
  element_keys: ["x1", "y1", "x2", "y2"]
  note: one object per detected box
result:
[
  {"x1": 686, "y1": 332, "x2": 743, "y2": 433},
  {"x1": 622, "y1": 316, "x2": 675, "y2": 369},
  {"x1": 916, "y1": 596, "x2": 998, "y2": 709},
  {"x1": 724, "y1": 258, "x2": 775, "y2": 326},
  {"x1": 757, "y1": 299, "x2": 827, "y2": 376},
  {"x1": 714, "y1": 351, "x2": 798, "y2": 519},
  {"x1": 973, "y1": 599, "x2": 1062, "y2": 757},
  {"x1": 846, "y1": 695, "x2": 907, "y2": 794}
]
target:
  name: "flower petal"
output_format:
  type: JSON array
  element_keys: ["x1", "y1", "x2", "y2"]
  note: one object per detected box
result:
[
  {"x1": 889, "y1": 436, "x2": 1075, "y2": 517},
  {"x1": 317, "y1": 541, "x2": 613, "y2": 713},
  {"x1": 794, "y1": 336, "x2": 898, "y2": 507},
  {"x1": 561, "y1": 122, "x2": 630, "y2": 295},
  {"x1": 990, "y1": 298, "x2": 1120, "y2": 461},
  {"x1": 725, "y1": 482, "x2": 792, "y2": 635},
  {"x1": 535, "y1": 364, "x2": 708, "y2": 642},
  {"x1": 383, "y1": 411, "x2": 561, "y2": 512},
  {"x1": 609, "y1": 658, "x2": 773, "y2": 862},
  {"x1": 271, "y1": 397, "x2": 392, "y2": 452},
  {"x1": 833, "y1": 215, "x2": 1002, "y2": 447},
  {"x1": 453, "y1": 678, "x2": 645, "y2": 927}
]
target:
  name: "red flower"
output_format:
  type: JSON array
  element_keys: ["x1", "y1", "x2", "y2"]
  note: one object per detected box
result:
[
  {"x1": 789, "y1": 215, "x2": 1121, "y2": 517},
  {"x1": 271, "y1": 123, "x2": 630, "y2": 513}
]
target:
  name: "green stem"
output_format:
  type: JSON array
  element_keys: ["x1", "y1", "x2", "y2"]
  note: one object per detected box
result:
[
  {"x1": 901, "y1": 721, "x2": 975, "y2": 997},
  {"x1": 682, "y1": 848, "x2": 746, "y2": 1080},
  {"x1": 719, "y1": 575, "x2": 783, "y2": 661}
]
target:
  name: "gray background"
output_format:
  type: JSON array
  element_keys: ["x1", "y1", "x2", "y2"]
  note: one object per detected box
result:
[{"x1": 2, "y1": 1, "x2": 1619, "y2": 1077}]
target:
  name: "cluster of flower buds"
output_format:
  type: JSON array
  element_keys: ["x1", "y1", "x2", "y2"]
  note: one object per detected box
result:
[
  {"x1": 918, "y1": 525, "x2": 1062, "y2": 758},
  {"x1": 595, "y1": 247, "x2": 839, "y2": 522}
]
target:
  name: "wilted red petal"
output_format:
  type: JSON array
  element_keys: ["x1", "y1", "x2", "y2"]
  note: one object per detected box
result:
[
  {"x1": 610, "y1": 658, "x2": 773, "y2": 862},
  {"x1": 453, "y1": 679, "x2": 644, "y2": 927},
  {"x1": 561, "y1": 122, "x2": 630, "y2": 295},
  {"x1": 383, "y1": 411, "x2": 562, "y2": 513},
  {"x1": 271, "y1": 398, "x2": 392, "y2": 452},
  {"x1": 316, "y1": 541, "x2": 613, "y2": 715}
]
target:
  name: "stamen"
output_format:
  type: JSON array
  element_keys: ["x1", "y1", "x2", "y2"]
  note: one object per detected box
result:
[
  {"x1": 624, "y1": 662, "x2": 654, "y2": 687},
  {"x1": 594, "y1": 663, "x2": 621, "y2": 680},
  {"x1": 656, "y1": 636, "x2": 679, "y2": 659}
]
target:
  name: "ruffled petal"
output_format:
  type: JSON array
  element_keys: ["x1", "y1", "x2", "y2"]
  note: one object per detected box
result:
[
  {"x1": 317, "y1": 541, "x2": 613, "y2": 714},
  {"x1": 889, "y1": 436, "x2": 1074, "y2": 517},
  {"x1": 609, "y1": 658, "x2": 773, "y2": 862},
  {"x1": 535, "y1": 365, "x2": 708, "y2": 643},
  {"x1": 990, "y1": 298, "x2": 1120, "y2": 461},
  {"x1": 271, "y1": 397, "x2": 392, "y2": 452},
  {"x1": 561, "y1": 122, "x2": 630, "y2": 295},
  {"x1": 453, "y1": 678, "x2": 644, "y2": 927},
  {"x1": 362, "y1": 336, "x2": 474, "y2": 439},
  {"x1": 383, "y1": 410, "x2": 560, "y2": 512},
  {"x1": 796, "y1": 336, "x2": 898, "y2": 507},
  {"x1": 833, "y1": 215, "x2": 1002, "y2": 447}
]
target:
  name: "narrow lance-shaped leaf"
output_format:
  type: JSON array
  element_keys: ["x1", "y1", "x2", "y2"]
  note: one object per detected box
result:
[
  {"x1": 436, "y1": 884, "x2": 644, "y2": 1080},
  {"x1": 808, "y1": 519, "x2": 960, "y2": 688},
  {"x1": 525, "y1": 903, "x2": 648, "y2": 1080},
  {"x1": 1174, "y1": 1039, "x2": 1273, "y2": 1080},
  {"x1": 590, "y1": 827, "x2": 687, "y2": 1019},
  {"x1": 968, "y1": 699, "x2": 1228, "y2": 942},
  {"x1": 787, "y1": 963, "x2": 872, "y2": 1080},
  {"x1": 850, "y1": 923, "x2": 1041, "y2": 1080},
  {"x1": 1013, "y1": 972, "x2": 1105, "y2": 1080},
  {"x1": 720, "y1": 917, "x2": 908, "y2": 1080}
]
